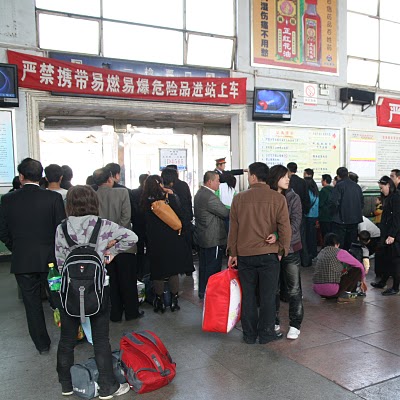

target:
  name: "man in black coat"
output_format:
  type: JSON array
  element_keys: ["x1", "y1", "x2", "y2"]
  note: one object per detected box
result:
[
  {"x1": 214, "y1": 157, "x2": 247, "y2": 184},
  {"x1": 0, "y1": 158, "x2": 66, "y2": 354},
  {"x1": 330, "y1": 167, "x2": 364, "y2": 250},
  {"x1": 287, "y1": 162, "x2": 311, "y2": 267}
]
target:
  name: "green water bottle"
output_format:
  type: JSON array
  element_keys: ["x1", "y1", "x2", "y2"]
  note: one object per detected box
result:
[{"x1": 47, "y1": 262, "x2": 61, "y2": 291}]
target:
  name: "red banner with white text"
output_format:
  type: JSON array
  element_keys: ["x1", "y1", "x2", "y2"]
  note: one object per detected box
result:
[
  {"x1": 7, "y1": 50, "x2": 246, "y2": 104},
  {"x1": 376, "y1": 96, "x2": 400, "y2": 129}
]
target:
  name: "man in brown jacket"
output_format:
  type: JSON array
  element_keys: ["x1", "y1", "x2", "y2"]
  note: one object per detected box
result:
[{"x1": 228, "y1": 162, "x2": 291, "y2": 344}]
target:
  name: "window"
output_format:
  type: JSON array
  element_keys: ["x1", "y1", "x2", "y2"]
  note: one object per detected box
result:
[
  {"x1": 36, "y1": 0, "x2": 236, "y2": 70},
  {"x1": 347, "y1": 2, "x2": 400, "y2": 90}
]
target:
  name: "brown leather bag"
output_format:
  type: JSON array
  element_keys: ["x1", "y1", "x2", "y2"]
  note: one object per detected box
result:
[{"x1": 151, "y1": 194, "x2": 182, "y2": 234}]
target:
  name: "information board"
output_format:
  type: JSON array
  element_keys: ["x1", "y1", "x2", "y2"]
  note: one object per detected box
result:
[
  {"x1": 159, "y1": 148, "x2": 187, "y2": 171},
  {"x1": 0, "y1": 110, "x2": 15, "y2": 184},
  {"x1": 256, "y1": 124, "x2": 341, "y2": 177},
  {"x1": 347, "y1": 129, "x2": 400, "y2": 180}
]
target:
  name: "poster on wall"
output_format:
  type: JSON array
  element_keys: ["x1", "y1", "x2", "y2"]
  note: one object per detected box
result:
[
  {"x1": 347, "y1": 129, "x2": 400, "y2": 180},
  {"x1": 159, "y1": 148, "x2": 187, "y2": 171},
  {"x1": 0, "y1": 110, "x2": 15, "y2": 185},
  {"x1": 252, "y1": 0, "x2": 338, "y2": 74},
  {"x1": 256, "y1": 124, "x2": 340, "y2": 177}
]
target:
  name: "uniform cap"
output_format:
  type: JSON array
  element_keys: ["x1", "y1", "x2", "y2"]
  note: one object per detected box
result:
[{"x1": 215, "y1": 157, "x2": 226, "y2": 164}]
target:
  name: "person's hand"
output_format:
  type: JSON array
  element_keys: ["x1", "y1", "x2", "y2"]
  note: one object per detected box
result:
[
  {"x1": 104, "y1": 251, "x2": 114, "y2": 264},
  {"x1": 243, "y1": 169, "x2": 249, "y2": 173},
  {"x1": 361, "y1": 279, "x2": 368, "y2": 292},
  {"x1": 163, "y1": 187, "x2": 174, "y2": 195},
  {"x1": 228, "y1": 256, "x2": 238, "y2": 268},
  {"x1": 386, "y1": 236, "x2": 395, "y2": 245},
  {"x1": 265, "y1": 234, "x2": 277, "y2": 244},
  {"x1": 278, "y1": 255, "x2": 282, "y2": 261},
  {"x1": 106, "y1": 240, "x2": 117, "y2": 249}
]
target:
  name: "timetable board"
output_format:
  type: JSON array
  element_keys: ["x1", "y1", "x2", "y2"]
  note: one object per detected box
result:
[
  {"x1": 256, "y1": 124, "x2": 341, "y2": 177},
  {"x1": 347, "y1": 129, "x2": 400, "y2": 180}
]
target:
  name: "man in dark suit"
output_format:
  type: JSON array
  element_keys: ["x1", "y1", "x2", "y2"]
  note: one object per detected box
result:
[
  {"x1": 0, "y1": 158, "x2": 66, "y2": 354},
  {"x1": 287, "y1": 162, "x2": 311, "y2": 267},
  {"x1": 214, "y1": 157, "x2": 247, "y2": 184}
]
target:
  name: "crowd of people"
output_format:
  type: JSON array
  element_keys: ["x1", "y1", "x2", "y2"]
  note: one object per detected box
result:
[{"x1": 0, "y1": 156, "x2": 400, "y2": 395}]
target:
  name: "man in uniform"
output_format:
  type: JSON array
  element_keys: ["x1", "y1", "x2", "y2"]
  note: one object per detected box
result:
[{"x1": 214, "y1": 157, "x2": 247, "y2": 184}]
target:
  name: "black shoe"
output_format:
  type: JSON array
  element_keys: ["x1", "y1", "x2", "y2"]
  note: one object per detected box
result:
[
  {"x1": 153, "y1": 295, "x2": 166, "y2": 313},
  {"x1": 243, "y1": 336, "x2": 256, "y2": 344},
  {"x1": 126, "y1": 311, "x2": 145, "y2": 321},
  {"x1": 259, "y1": 332, "x2": 283, "y2": 344},
  {"x1": 382, "y1": 288, "x2": 399, "y2": 296},
  {"x1": 170, "y1": 293, "x2": 180, "y2": 312},
  {"x1": 371, "y1": 282, "x2": 386, "y2": 289},
  {"x1": 38, "y1": 346, "x2": 50, "y2": 355}
]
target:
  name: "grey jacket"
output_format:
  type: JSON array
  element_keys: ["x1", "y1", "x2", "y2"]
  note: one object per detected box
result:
[
  {"x1": 96, "y1": 186, "x2": 131, "y2": 228},
  {"x1": 285, "y1": 188, "x2": 302, "y2": 253},
  {"x1": 194, "y1": 186, "x2": 229, "y2": 248}
]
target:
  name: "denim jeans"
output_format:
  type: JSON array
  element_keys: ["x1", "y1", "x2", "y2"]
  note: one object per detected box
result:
[
  {"x1": 198, "y1": 246, "x2": 223, "y2": 298},
  {"x1": 276, "y1": 252, "x2": 304, "y2": 330},
  {"x1": 57, "y1": 286, "x2": 119, "y2": 396},
  {"x1": 238, "y1": 253, "x2": 280, "y2": 342}
]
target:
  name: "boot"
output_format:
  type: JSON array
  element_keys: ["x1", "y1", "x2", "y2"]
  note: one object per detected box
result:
[
  {"x1": 170, "y1": 293, "x2": 180, "y2": 312},
  {"x1": 153, "y1": 295, "x2": 166, "y2": 313}
]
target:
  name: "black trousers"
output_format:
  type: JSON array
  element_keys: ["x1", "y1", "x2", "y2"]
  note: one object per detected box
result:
[
  {"x1": 276, "y1": 251, "x2": 304, "y2": 330},
  {"x1": 305, "y1": 217, "x2": 318, "y2": 259},
  {"x1": 198, "y1": 246, "x2": 223, "y2": 299},
  {"x1": 300, "y1": 216, "x2": 310, "y2": 267},
  {"x1": 57, "y1": 286, "x2": 119, "y2": 397},
  {"x1": 15, "y1": 272, "x2": 51, "y2": 352},
  {"x1": 108, "y1": 253, "x2": 140, "y2": 322},
  {"x1": 238, "y1": 253, "x2": 280, "y2": 342},
  {"x1": 319, "y1": 221, "x2": 332, "y2": 241},
  {"x1": 332, "y1": 222, "x2": 358, "y2": 251}
]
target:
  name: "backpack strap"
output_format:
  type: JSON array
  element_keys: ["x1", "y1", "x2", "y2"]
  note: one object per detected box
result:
[
  {"x1": 61, "y1": 220, "x2": 77, "y2": 248},
  {"x1": 88, "y1": 218, "x2": 102, "y2": 247}
]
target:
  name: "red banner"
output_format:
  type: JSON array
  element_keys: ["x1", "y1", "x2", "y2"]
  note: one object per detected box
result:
[
  {"x1": 376, "y1": 96, "x2": 400, "y2": 129},
  {"x1": 7, "y1": 50, "x2": 246, "y2": 105}
]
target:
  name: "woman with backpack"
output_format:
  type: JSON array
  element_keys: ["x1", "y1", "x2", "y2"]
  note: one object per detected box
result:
[{"x1": 55, "y1": 185, "x2": 137, "y2": 399}]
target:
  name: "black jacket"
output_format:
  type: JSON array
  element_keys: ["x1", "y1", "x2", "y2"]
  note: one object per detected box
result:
[
  {"x1": 173, "y1": 179, "x2": 193, "y2": 221},
  {"x1": 289, "y1": 174, "x2": 311, "y2": 215},
  {"x1": 329, "y1": 178, "x2": 364, "y2": 225},
  {"x1": 0, "y1": 184, "x2": 66, "y2": 274},
  {"x1": 214, "y1": 168, "x2": 244, "y2": 184}
]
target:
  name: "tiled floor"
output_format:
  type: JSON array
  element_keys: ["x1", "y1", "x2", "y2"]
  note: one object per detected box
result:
[{"x1": 1, "y1": 257, "x2": 400, "y2": 399}]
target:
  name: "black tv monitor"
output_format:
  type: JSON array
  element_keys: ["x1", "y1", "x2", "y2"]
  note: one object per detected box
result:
[
  {"x1": 252, "y1": 88, "x2": 292, "y2": 121},
  {"x1": 0, "y1": 63, "x2": 19, "y2": 108}
]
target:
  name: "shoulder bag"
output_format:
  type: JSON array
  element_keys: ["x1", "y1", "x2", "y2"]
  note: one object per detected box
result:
[{"x1": 151, "y1": 194, "x2": 182, "y2": 234}]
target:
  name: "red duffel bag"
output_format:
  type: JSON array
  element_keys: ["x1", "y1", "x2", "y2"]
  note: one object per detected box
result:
[{"x1": 202, "y1": 266, "x2": 242, "y2": 333}]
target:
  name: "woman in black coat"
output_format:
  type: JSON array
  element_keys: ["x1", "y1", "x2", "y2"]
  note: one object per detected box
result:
[
  {"x1": 373, "y1": 176, "x2": 400, "y2": 295},
  {"x1": 141, "y1": 175, "x2": 193, "y2": 312}
]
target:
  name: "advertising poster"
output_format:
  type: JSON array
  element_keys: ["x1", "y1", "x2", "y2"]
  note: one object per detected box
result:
[
  {"x1": 256, "y1": 124, "x2": 340, "y2": 177},
  {"x1": 159, "y1": 148, "x2": 187, "y2": 171},
  {"x1": 252, "y1": 0, "x2": 338, "y2": 74}
]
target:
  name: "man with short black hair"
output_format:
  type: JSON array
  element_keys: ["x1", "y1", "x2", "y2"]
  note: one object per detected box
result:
[
  {"x1": 0, "y1": 158, "x2": 65, "y2": 354},
  {"x1": 330, "y1": 167, "x2": 364, "y2": 250},
  {"x1": 303, "y1": 168, "x2": 314, "y2": 178},
  {"x1": 287, "y1": 162, "x2": 311, "y2": 267},
  {"x1": 194, "y1": 171, "x2": 229, "y2": 299},
  {"x1": 319, "y1": 174, "x2": 333, "y2": 240},
  {"x1": 228, "y1": 162, "x2": 291, "y2": 344},
  {"x1": 390, "y1": 169, "x2": 400, "y2": 188},
  {"x1": 93, "y1": 167, "x2": 143, "y2": 322},
  {"x1": 45, "y1": 163, "x2": 68, "y2": 200}
]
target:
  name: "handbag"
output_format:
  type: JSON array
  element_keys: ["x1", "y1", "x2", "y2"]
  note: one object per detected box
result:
[{"x1": 151, "y1": 194, "x2": 182, "y2": 234}]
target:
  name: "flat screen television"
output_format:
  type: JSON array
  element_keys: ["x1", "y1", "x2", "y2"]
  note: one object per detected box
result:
[
  {"x1": 252, "y1": 88, "x2": 292, "y2": 121},
  {"x1": 0, "y1": 63, "x2": 19, "y2": 108}
]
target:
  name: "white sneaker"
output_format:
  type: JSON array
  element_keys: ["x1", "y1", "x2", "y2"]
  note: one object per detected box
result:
[
  {"x1": 99, "y1": 383, "x2": 130, "y2": 399},
  {"x1": 287, "y1": 326, "x2": 300, "y2": 340},
  {"x1": 274, "y1": 324, "x2": 280, "y2": 332}
]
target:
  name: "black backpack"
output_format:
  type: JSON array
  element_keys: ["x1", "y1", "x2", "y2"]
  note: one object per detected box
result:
[{"x1": 60, "y1": 218, "x2": 105, "y2": 323}]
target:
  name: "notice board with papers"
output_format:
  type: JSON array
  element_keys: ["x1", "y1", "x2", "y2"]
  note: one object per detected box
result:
[{"x1": 256, "y1": 124, "x2": 341, "y2": 177}]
